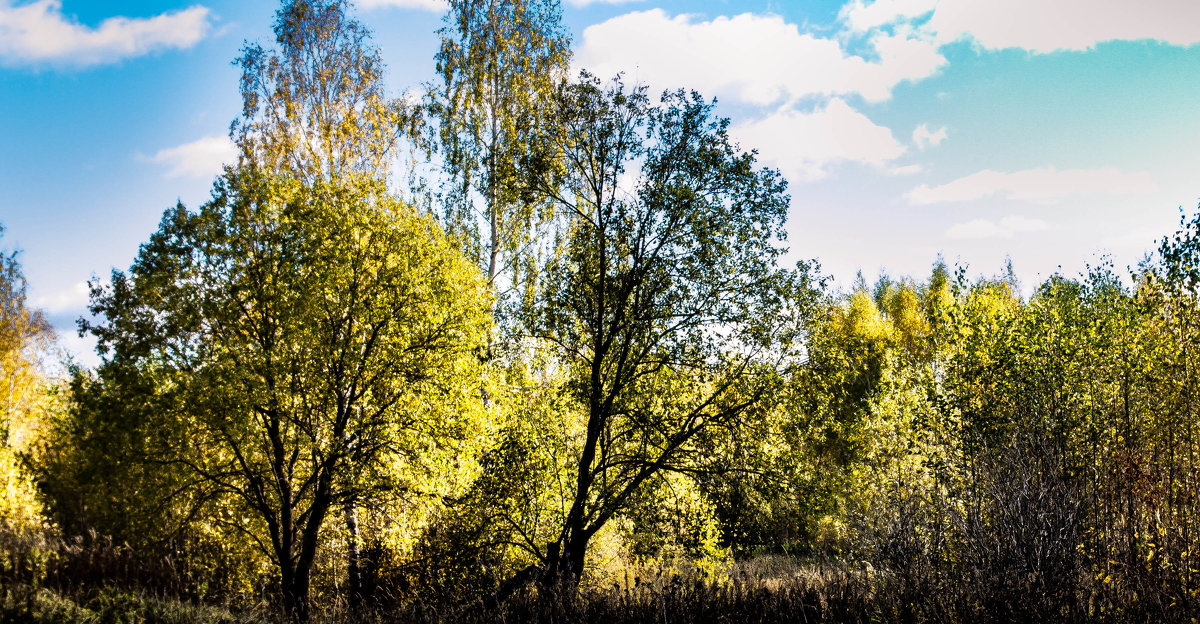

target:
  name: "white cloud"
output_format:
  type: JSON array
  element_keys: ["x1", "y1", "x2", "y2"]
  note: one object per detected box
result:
[
  {"x1": 907, "y1": 167, "x2": 1155, "y2": 204},
  {"x1": 946, "y1": 215, "x2": 1049, "y2": 240},
  {"x1": 151, "y1": 135, "x2": 237, "y2": 179},
  {"x1": 58, "y1": 331, "x2": 99, "y2": 369},
  {"x1": 357, "y1": 0, "x2": 447, "y2": 11},
  {"x1": 946, "y1": 218, "x2": 1003, "y2": 239},
  {"x1": 567, "y1": 0, "x2": 644, "y2": 7},
  {"x1": 999, "y1": 215, "x2": 1050, "y2": 233},
  {"x1": 912, "y1": 123, "x2": 947, "y2": 149},
  {"x1": 576, "y1": 9, "x2": 945, "y2": 105},
  {"x1": 929, "y1": 0, "x2": 1200, "y2": 52},
  {"x1": 888, "y1": 163, "x2": 923, "y2": 175},
  {"x1": 733, "y1": 98, "x2": 906, "y2": 182},
  {"x1": 847, "y1": 0, "x2": 1200, "y2": 53},
  {"x1": 841, "y1": 0, "x2": 936, "y2": 32},
  {"x1": 31, "y1": 280, "x2": 89, "y2": 313},
  {"x1": 0, "y1": 0, "x2": 212, "y2": 68}
]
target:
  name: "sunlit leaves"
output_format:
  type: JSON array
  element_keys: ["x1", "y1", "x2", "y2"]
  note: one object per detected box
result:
[
  {"x1": 232, "y1": 0, "x2": 414, "y2": 188},
  {"x1": 0, "y1": 224, "x2": 53, "y2": 531},
  {"x1": 432, "y1": 0, "x2": 571, "y2": 299},
  {"x1": 78, "y1": 169, "x2": 491, "y2": 618},
  {"x1": 521, "y1": 75, "x2": 820, "y2": 578}
]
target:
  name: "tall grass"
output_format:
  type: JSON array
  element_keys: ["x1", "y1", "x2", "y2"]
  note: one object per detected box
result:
[{"x1": 3, "y1": 513, "x2": 1198, "y2": 623}]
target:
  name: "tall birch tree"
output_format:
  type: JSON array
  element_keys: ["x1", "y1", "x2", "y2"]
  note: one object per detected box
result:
[{"x1": 431, "y1": 0, "x2": 571, "y2": 327}]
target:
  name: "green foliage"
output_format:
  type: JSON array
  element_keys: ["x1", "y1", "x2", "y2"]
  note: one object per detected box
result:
[
  {"x1": 523, "y1": 73, "x2": 822, "y2": 580},
  {"x1": 431, "y1": 0, "x2": 571, "y2": 292},
  {"x1": 619, "y1": 471, "x2": 730, "y2": 574},
  {"x1": 713, "y1": 268, "x2": 950, "y2": 558},
  {"x1": 73, "y1": 170, "x2": 490, "y2": 620},
  {"x1": 24, "y1": 0, "x2": 1200, "y2": 620}
]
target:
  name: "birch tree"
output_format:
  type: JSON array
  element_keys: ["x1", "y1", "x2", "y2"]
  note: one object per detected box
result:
[{"x1": 431, "y1": 0, "x2": 571, "y2": 322}]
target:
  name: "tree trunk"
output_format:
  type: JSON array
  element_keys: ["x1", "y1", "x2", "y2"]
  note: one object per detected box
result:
[
  {"x1": 282, "y1": 565, "x2": 312, "y2": 623},
  {"x1": 561, "y1": 533, "x2": 588, "y2": 583},
  {"x1": 543, "y1": 531, "x2": 589, "y2": 588},
  {"x1": 346, "y1": 501, "x2": 362, "y2": 613}
]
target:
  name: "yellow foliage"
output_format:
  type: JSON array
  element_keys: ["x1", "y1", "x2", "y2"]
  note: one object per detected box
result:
[
  {"x1": 844, "y1": 289, "x2": 894, "y2": 344},
  {"x1": 0, "y1": 444, "x2": 43, "y2": 532}
]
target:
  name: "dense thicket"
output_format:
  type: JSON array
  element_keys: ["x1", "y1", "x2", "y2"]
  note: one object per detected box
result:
[{"x1": 5, "y1": 1, "x2": 1200, "y2": 623}]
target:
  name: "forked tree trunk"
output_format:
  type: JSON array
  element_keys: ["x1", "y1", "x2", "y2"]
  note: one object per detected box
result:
[
  {"x1": 542, "y1": 531, "x2": 590, "y2": 588},
  {"x1": 561, "y1": 534, "x2": 589, "y2": 583},
  {"x1": 281, "y1": 566, "x2": 312, "y2": 623}
]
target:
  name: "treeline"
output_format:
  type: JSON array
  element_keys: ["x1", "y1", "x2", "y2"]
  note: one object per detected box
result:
[{"x1": 3, "y1": 1, "x2": 1200, "y2": 623}]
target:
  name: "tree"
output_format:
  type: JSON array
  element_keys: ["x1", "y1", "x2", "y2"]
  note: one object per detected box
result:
[
  {"x1": 431, "y1": 0, "x2": 571, "y2": 315},
  {"x1": 0, "y1": 224, "x2": 53, "y2": 531},
  {"x1": 0, "y1": 224, "x2": 53, "y2": 447},
  {"x1": 523, "y1": 75, "x2": 819, "y2": 582},
  {"x1": 229, "y1": 1, "x2": 439, "y2": 610},
  {"x1": 81, "y1": 171, "x2": 491, "y2": 622},
  {"x1": 232, "y1": 0, "x2": 415, "y2": 187}
]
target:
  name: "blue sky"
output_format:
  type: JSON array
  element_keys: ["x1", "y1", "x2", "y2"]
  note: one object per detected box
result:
[{"x1": 3, "y1": 0, "x2": 1200, "y2": 365}]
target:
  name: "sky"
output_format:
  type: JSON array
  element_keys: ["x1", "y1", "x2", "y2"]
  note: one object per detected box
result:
[{"x1": 3, "y1": 0, "x2": 1200, "y2": 367}]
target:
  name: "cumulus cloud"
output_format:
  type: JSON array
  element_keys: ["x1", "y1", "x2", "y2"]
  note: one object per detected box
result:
[
  {"x1": 576, "y1": 9, "x2": 945, "y2": 105},
  {"x1": 357, "y1": 0, "x2": 447, "y2": 11},
  {"x1": 845, "y1": 0, "x2": 1200, "y2": 53},
  {"x1": 31, "y1": 280, "x2": 90, "y2": 314},
  {"x1": 150, "y1": 135, "x2": 237, "y2": 179},
  {"x1": 0, "y1": 0, "x2": 212, "y2": 68},
  {"x1": 912, "y1": 123, "x2": 947, "y2": 149},
  {"x1": 732, "y1": 99, "x2": 906, "y2": 182},
  {"x1": 907, "y1": 167, "x2": 1155, "y2": 204},
  {"x1": 946, "y1": 215, "x2": 1049, "y2": 239}
]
